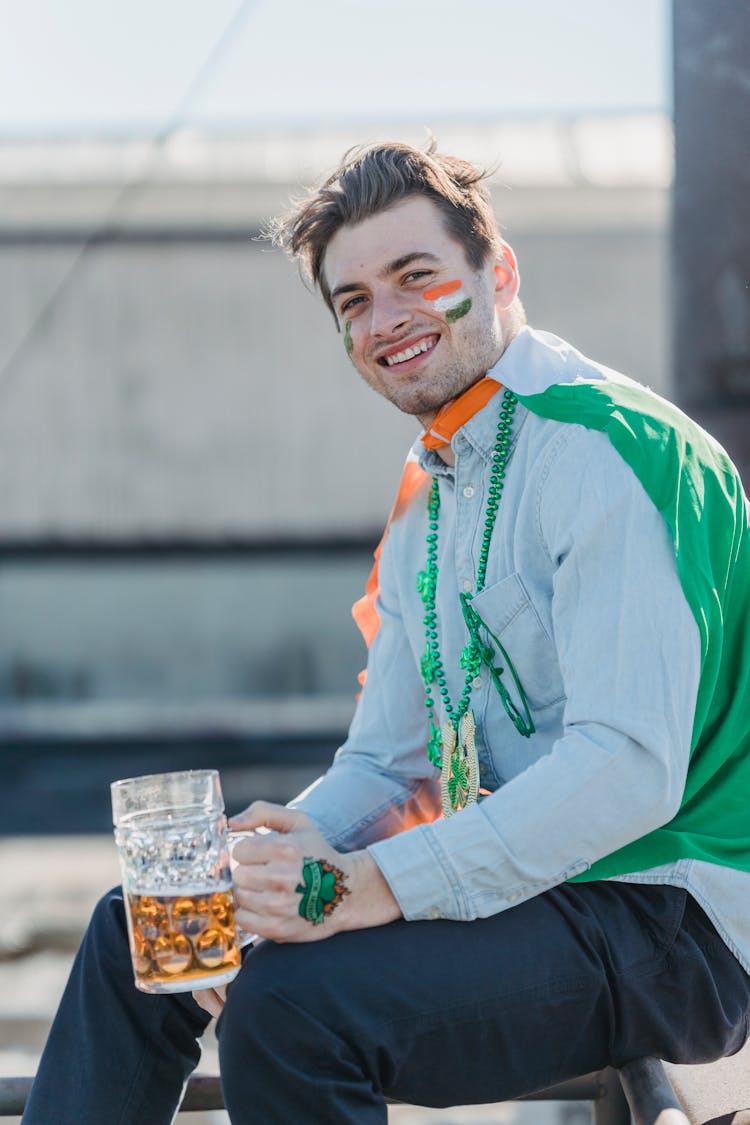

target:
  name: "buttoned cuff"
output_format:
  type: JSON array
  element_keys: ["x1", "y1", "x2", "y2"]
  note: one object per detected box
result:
[
  {"x1": 368, "y1": 824, "x2": 465, "y2": 920},
  {"x1": 369, "y1": 800, "x2": 582, "y2": 922}
]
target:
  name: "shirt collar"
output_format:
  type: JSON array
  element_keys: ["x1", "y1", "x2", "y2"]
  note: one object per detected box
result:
[{"x1": 414, "y1": 327, "x2": 533, "y2": 474}]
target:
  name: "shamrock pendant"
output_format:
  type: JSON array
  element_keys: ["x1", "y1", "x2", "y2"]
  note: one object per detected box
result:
[{"x1": 440, "y1": 710, "x2": 480, "y2": 817}]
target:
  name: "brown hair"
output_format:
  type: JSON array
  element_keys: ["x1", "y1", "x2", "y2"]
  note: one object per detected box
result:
[{"x1": 268, "y1": 140, "x2": 502, "y2": 319}]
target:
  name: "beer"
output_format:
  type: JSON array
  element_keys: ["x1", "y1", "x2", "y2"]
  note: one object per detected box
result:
[
  {"x1": 126, "y1": 888, "x2": 241, "y2": 993},
  {"x1": 112, "y1": 770, "x2": 246, "y2": 994}
]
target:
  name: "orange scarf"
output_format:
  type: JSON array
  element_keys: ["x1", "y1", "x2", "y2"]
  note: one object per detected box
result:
[{"x1": 421, "y1": 377, "x2": 500, "y2": 450}]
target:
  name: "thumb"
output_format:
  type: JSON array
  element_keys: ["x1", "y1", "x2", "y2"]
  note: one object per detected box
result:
[{"x1": 229, "y1": 800, "x2": 308, "y2": 834}]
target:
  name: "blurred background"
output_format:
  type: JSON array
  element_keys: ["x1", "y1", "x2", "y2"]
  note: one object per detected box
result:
[{"x1": 0, "y1": 1, "x2": 747, "y2": 1121}]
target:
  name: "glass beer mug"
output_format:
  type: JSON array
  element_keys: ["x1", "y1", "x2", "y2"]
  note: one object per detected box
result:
[{"x1": 111, "y1": 769, "x2": 242, "y2": 994}]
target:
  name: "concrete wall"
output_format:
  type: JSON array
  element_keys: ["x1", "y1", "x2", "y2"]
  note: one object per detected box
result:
[
  {"x1": 0, "y1": 189, "x2": 668, "y2": 540},
  {"x1": 0, "y1": 124, "x2": 670, "y2": 703},
  {"x1": 0, "y1": 555, "x2": 370, "y2": 701}
]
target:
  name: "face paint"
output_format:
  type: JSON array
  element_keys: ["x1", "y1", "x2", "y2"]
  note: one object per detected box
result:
[
  {"x1": 446, "y1": 297, "x2": 472, "y2": 323},
  {"x1": 424, "y1": 279, "x2": 472, "y2": 322},
  {"x1": 344, "y1": 319, "x2": 353, "y2": 357},
  {"x1": 423, "y1": 280, "x2": 462, "y2": 303}
]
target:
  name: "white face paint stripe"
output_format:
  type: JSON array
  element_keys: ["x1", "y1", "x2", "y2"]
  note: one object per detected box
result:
[{"x1": 432, "y1": 286, "x2": 467, "y2": 312}]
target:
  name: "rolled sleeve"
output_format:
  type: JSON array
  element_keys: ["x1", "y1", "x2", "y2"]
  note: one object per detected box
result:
[{"x1": 291, "y1": 519, "x2": 442, "y2": 851}]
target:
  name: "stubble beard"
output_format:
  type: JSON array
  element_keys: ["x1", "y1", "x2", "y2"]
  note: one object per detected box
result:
[
  {"x1": 369, "y1": 303, "x2": 504, "y2": 420},
  {"x1": 382, "y1": 359, "x2": 486, "y2": 419}
]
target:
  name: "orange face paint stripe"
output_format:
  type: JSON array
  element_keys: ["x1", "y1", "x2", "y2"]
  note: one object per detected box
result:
[
  {"x1": 423, "y1": 279, "x2": 462, "y2": 301},
  {"x1": 422, "y1": 378, "x2": 501, "y2": 450}
]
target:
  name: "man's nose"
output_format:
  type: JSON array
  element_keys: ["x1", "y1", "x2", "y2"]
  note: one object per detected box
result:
[{"x1": 369, "y1": 291, "x2": 412, "y2": 337}]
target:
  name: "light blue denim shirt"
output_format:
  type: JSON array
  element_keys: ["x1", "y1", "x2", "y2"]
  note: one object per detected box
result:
[{"x1": 294, "y1": 328, "x2": 750, "y2": 975}]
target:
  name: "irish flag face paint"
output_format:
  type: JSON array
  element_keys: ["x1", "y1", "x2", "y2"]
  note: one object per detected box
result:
[{"x1": 424, "y1": 280, "x2": 472, "y2": 323}]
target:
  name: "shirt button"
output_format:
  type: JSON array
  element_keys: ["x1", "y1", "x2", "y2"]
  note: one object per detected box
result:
[
  {"x1": 462, "y1": 579, "x2": 473, "y2": 593},
  {"x1": 473, "y1": 676, "x2": 483, "y2": 689},
  {"x1": 463, "y1": 485, "x2": 475, "y2": 498},
  {"x1": 428, "y1": 907, "x2": 440, "y2": 919}
]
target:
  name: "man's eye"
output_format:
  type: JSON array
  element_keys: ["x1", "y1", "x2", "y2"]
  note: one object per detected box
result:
[
  {"x1": 405, "y1": 270, "x2": 432, "y2": 283},
  {"x1": 341, "y1": 294, "x2": 366, "y2": 313}
]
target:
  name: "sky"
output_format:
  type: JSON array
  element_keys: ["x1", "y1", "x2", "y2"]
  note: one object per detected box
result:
[{"x1": 0, "y1": 0, "x2": 671, "y2": 135}]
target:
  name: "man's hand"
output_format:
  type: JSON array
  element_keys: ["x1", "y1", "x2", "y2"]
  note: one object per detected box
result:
[
  {"x1": 193, "y1": 983, "x2": 228, "y2": 1018},
  {"x1": 228, "y1": 801, "x2": 402, "y2": 943}
]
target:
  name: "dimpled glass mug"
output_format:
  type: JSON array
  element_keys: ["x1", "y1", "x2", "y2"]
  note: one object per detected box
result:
[{"x1": 112, "y1": 769, "x2": 244, "y2": 994}]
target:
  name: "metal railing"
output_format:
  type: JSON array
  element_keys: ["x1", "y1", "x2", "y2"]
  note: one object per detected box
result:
[{"x1": 0, "y1": 1057, "x2": 690, "y2": 1123}]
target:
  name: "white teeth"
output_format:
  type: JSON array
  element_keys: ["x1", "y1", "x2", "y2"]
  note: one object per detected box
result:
[{"x1": 384, "y1": 337, "x2": 435, "y2": 366}]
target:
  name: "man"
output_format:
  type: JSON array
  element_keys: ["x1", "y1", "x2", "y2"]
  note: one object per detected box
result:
[{"x1": 23, "y1": 142, "x2": 750, "y2": 1124}]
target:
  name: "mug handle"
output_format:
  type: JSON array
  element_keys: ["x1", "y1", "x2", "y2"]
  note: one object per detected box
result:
[{"x1": 227, "y1": 830, "x2": 260, "y2": 948}]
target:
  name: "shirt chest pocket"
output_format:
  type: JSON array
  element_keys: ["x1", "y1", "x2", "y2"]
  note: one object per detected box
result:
[{"x1": 470, "y1": 572, "x2": 565, "y2": 711}]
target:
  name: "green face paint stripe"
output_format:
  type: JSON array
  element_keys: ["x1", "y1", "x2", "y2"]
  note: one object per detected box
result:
[
  {"x1": 295, "y1": 857, "x2": 350, "y2": 925},
  {"x1": 445, "y1": 297, "x2": 472, "y2": 323},
  {"x1": 344, "y1": 320, "x2": 353, "y2": 356}
]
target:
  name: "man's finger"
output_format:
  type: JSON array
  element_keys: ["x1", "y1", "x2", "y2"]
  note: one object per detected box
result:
[
  {"x1": 192, "y1": 986, "x2": 227, "y2": 1019},
  {"x1": 229, "y1": 801, "x2": 308, "y2": 835},
  {"x1": 233, "y1": 861, "x2": 296, "y2": 893},
  {"x1": 231, "y1": 834, "x2": 298, "y2": 867},
  {"x1": 235, "y1": 905, "x2": 292, "y2": 943}
]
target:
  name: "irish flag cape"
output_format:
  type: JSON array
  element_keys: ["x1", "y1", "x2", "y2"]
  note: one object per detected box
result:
[
  {"x1": 506, "y1": 330, "x2": 750, "y2": 881},
  {"x1": 356, "y1": 329, "x2": 750, "y2": 881}
]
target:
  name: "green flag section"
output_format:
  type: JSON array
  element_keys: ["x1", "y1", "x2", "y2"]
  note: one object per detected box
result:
[{"x1": 516, "y1": 378, "x2": 750, "y2": 881}]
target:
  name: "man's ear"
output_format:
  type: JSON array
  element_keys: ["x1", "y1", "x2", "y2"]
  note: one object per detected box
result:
[{"x1": 494, "y1": 244, "x2": 520, "y2": 309}]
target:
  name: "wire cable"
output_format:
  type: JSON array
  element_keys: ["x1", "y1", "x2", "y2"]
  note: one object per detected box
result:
[{"x1": 0, "y1": 0, "x2": 258, "y2": 399}]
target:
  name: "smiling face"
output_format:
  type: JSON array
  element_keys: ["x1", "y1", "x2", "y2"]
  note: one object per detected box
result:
[{"x1": 322, "y1": 195, "x2": 519, "y2": 426}]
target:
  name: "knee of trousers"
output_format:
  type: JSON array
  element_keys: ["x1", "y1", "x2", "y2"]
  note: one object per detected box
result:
[
  {"x1": 84, "y1": 886, "x2": 131, "y2": 964},
  {"x1": 90, "y1": 886, "x2": 128, "y2": 936},
  {"x1": 218, "y1": 938, "x2": 363, "y2": 1068}
]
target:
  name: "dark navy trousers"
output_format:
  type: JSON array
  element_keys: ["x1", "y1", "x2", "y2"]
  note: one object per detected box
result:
[{"x1": 22, "y1": 882, "x2": 750, "y2": 1124}]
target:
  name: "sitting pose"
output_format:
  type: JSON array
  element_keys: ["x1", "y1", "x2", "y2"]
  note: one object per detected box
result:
[{"x1": 23, "y1": 142, "x2": 750, "y2": 1124}]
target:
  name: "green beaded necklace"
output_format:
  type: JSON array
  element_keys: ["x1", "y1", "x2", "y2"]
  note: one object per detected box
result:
[{"x1": 417, "y1": 388, "x2": 535, "y2": 815}]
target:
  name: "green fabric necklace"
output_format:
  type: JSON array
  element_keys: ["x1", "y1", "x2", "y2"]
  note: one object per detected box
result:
[{"x1": 417, "y1": 388, "x2": 535, "y2": 816}]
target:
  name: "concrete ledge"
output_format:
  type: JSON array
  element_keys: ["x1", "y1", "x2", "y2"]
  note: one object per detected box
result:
[{"x1": 0, "y1": 695, "x2": 355, "y2": 743}]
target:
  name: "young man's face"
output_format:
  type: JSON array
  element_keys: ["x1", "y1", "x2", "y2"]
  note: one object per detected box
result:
[{"x1": 322, "y1": 195, "x2": 518, "y2": 425}]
